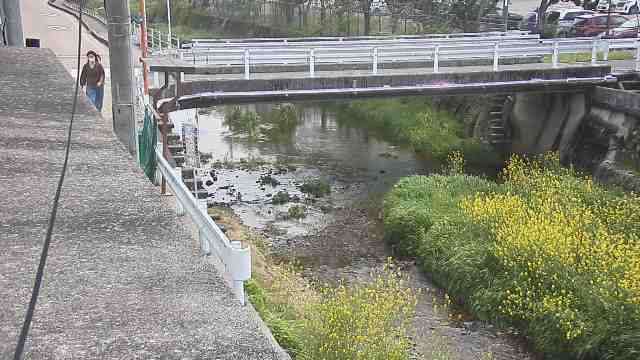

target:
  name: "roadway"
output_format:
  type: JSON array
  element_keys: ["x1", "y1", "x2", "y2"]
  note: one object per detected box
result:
[{"x1": 511, "y1": 0, "x2": 538, "y2": 15}]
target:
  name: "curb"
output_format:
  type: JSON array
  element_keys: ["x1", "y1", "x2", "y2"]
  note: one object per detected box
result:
[{"x1": 47, "y1": 0, "x2": 109, "y2": 46}]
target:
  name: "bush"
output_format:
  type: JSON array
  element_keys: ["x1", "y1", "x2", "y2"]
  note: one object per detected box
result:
[
  {"x1": 299, "y1": 178, "x2": 331, "y2": 198},
  {"x1": 298, "y1": 263, "x2": 417, "y2": 360},
  {"x1": 287, "y1": 205, "x2": 306, "y2": 219},
  {"x1": 328, "y1": 98, "x2": 500, "y2": 166},
  {"x1": 384, "y1": 152, "x2": 640, "y2": 359}
]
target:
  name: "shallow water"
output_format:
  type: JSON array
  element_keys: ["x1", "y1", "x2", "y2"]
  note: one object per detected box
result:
[{"x1": 169, "y1": 103, "x2": 535, "y2": 360}]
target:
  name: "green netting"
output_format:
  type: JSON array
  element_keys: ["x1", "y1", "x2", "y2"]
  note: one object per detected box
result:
[{"x1": 139, "y1": 107, "x2": 157, "y2": 182}]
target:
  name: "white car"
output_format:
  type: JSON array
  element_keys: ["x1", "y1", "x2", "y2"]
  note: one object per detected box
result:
[
  {"x1": 543, "y1": 7, "x2": 595, "y2": 36},
  {"x1": 597, "y1": 0, "x2": 640, "y2": 14}
]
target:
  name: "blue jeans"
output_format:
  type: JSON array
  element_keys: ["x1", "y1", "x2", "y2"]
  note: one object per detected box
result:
[{"x1": 86, "y1": 86, "x2": 104, "y2": 112}]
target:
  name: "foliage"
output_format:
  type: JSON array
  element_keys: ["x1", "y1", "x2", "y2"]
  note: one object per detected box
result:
[
  {"x1": 298, "y1": 262, "x2": 418, "y2": 360},
  {"x1": 299, "y1": 178, "x2": 331, "y2": 198},
  {"x1": 384, "y1": 152, "x2": 640, "y2": 359},
  {"x1": 224, "y1": 106, "x2": 260, "y2": 139},
  {"x1": 329, "y1": 98, "x2": 500, "y2": 166},
  {"x1": 287, "y1": 205, "x2": 307, "y2": 219},
  {"x1": 273, "y1": 191, "x2": 291, "y2": 205}
]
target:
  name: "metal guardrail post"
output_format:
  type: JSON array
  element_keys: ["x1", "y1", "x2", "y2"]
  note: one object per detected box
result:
[
  {"x1": 373, "y1": 47, "x2": 378, "y2": 75},
  {"x1": 244, "y1": 49, "x2": 250, "y2": 80},
  {"x1": 636, "y1": 39, "x2": 640, "y2": 72},
  {"x1": 198, "y1": 199, "x2": 211, "y2": 255},
  {"x1": 309, "y1": 49, "x2": 315, "y2": 77},
  {"x1": 175, "y1": 167, "x2": 186, "y2": 216},
  {"x1": 155, "y1": 148, "x2": 251, "y2": 306},
  {"x1": 603, "y1": 40, "x2": 609, "y2": 62},
  {"x1": 231, "y1": 240, "x2": 245, "y2": 305},
  {"x1": 552, "y1": 40, "x2": 559, "y2": 68},
  {"x1": 591, "y1": 40, "x2": 598, "y2": 65},
  {"x1": 434, "y1": 45, "x2": 440, "y2": 73},
  {"x1": 493, "y1": 42, "x2": 499, "y2": 71}
]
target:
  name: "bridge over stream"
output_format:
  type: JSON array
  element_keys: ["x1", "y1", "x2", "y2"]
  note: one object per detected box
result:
[{"x1": 146, "y1": 31, "x2": 639, "y2": 111}]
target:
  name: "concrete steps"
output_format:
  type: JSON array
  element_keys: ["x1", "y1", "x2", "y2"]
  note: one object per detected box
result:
[{"x1": 488, "y1": 96, "x2": 509, "y2": 146}]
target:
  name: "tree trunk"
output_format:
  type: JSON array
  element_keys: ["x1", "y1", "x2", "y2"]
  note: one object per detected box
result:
[
  {"x1": 537, "y1": 0, "x2": 550, "y2": 34},
  {"x1": 362, "y1": 0, "x2": 371, "y2": 35}
]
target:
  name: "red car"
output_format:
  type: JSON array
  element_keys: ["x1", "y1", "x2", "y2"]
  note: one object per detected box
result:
[
  {"x1": 572, "y1": 14, "x2": 629, "y2": 36},
  {"x1": 609, "y1": 19, "x2": 640, "y2": 38}
]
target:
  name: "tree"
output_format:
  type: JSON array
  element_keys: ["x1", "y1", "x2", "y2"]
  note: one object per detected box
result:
[{"x1": 536, "y1": 0, "x2": 555, "y2": 34}]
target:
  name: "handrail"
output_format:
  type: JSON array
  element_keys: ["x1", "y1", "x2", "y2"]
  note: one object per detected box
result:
[
  {"x1": 188, "y1": 30, "x2": 533, "y2": 44},
  {"x1": 155, "y1": 146, "x2": 251, "y2": 305},
  {"x1": 166, "y1": 36, "x2": 640, "y2": 76}
]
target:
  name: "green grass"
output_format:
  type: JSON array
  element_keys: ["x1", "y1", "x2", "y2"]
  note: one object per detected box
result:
[
  {"x1": 383, "y1": 154, "x2": 640, "y2": 359},
  {"x1": 543, "y1": 51, "x2": 634, "y2": 64},
  {"x1": 299, "y1": 178, "x2": 331, "y2": 198},
  {"x1": 328, "y1": 98, "x2": 500, "y2": 166}
]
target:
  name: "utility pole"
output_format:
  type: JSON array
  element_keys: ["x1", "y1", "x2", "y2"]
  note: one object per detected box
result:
[
  {"x1": 606, "y1": 0, "x2": 612, "y2": 37},
  {"x1": 140, "y1": 0, "x2": 150, "y2": 95},
  {"x1": 503, "y1": 0, "x2": 509, "y2": 33},
  {"x1": 106, "y1": 0, "x2": 136, "y2": 154},
  {"x1": 3, "y1": 0, "x2": 24, "y2": 46},
  {"x1": 166, "y1": 0, "x2": 172, "y2": 46}
]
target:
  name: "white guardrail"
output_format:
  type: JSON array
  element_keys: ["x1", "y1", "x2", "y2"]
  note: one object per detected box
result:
[
  {"x1": 187, "y1": 30, "x2": 534, "y2": 46},
  {"x1": 169, "y1": 36, "x2": 640, "y2": 78},
  {"x1": 155, "y1": 147, "x2": 251, "y2": 305}
]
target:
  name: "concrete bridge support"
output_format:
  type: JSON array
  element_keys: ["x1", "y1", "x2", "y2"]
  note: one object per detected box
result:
[
  {"x1": 508, "y1": 92, "x2": 587, "y2": 158},
  {"x1": 505, "y1": 82, "x2": 640, "y2": 192}
]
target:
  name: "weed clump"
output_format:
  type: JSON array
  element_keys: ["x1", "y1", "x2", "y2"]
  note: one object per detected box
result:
[
  {"x1": 272, "y1": 191, "x2": 291, "y2": 205},
  {"x1": 299, "y1": 178, "x2": 331, "y2": 198},
  {"x1": 258, "y1": 174, "x2": 280, "y2": 187},
  {"x1": 384, "y1": 152, "x2": 640, "y2": 359},
  {"x1": 287, "y1": 205, "x2": 306, "y2": 219}
]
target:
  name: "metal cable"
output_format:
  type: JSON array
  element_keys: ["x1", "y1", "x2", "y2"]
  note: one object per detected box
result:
[{"x1": 13, "y1": 2, "x2": 84, "y2": 359}]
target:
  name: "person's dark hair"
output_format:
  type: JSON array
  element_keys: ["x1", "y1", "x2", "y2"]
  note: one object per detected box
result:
[{"x1": 86, "y1": 50, "x2": 101, "y2": 62}]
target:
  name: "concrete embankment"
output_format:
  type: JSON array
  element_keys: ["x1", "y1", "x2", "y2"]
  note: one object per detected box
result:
[{"x1": 0, "y1": 47, "x2": 287, "y2": 359}]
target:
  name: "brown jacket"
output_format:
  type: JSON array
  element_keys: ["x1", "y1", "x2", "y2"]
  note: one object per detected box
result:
[{"x1": 80, "y1": 63, "x2": 105, "y2": 88}]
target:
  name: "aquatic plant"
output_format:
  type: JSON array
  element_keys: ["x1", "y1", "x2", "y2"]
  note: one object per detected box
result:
[
  {"x1": 300, "y1": 178, "x2": 331, "y2": 198},
  {"x1": 287, "y1": 205, "x2": 306, "y2": 219},
  {"x1": 272, "y1": 191, "x2": 291, "y2": 205}
]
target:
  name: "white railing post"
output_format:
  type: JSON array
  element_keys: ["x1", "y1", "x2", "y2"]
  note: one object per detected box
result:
[
  {"x1": 373, "y1": 47, "x2": 378, "y2": 75},
  {"x1": 434, "y1": 45, "x2": 440, "y2": 73},
  {"x1": 493, "y1": 42, "x2": 499, "y2": 71},
  {"x1": 591, "y1": 39, "x2": 598, "y2": 65},
  {"x1": 231, "y1": 240, "x2": 245, "y2": 305},
  {"x1": 636, "y1": 39, "x2": 640, "y2": 72},
  {"x1": 552, "y1": 40, "x2": 559, "y2": 68},
  {"x1": 198, "y1": 199, "x2": 211, "y2": 256},
  {"x1": 603, "y1": 40, "x2": 609, "y2": 62},
  {"x1": 244, "y1": 49, "x2": 250, "y2": 80},
  {"x1": 175, "y1": 167, "x2": 186, "y2": 216},
  {"x1": 309, "y1": 49, "x2": 315, "y2": 77}
]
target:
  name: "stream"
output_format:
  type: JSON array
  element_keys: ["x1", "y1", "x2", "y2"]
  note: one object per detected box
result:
[{"x1": 169, "y1": 103, "x2": 535, "y2": 360}]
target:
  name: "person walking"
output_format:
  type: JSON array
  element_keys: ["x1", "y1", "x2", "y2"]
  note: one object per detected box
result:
[{"x1": 80, "y1": 50, "x2": 105, "y2": 112}]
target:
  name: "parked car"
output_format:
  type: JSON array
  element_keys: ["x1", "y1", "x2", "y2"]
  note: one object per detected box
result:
[
  {"x1": 597, "y1": 0, "x2": 640, "y2": 14},
  {"x1": 571, "y1": 13, "x2": 629, "y2": 36},
  {"x1": 608, "y1": 19, "x2": 640, "y2": 37},
  {"x1": 550, "y1": 8, "x2": 596, "y2": 36}
]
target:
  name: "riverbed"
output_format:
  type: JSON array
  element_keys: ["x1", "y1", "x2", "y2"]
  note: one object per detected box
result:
[{"x1": 170, "y1": 103, "x2": 535, "y2": 360}]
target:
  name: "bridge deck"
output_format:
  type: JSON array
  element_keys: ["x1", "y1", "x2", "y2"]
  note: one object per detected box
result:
[{"x1": 0, "y1": 48, "x2": 285, "y2": 359}]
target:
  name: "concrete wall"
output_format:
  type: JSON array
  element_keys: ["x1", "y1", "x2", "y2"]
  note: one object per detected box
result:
[{"x1": 508, "y1": 92, "x2": 587, "y2": 158}]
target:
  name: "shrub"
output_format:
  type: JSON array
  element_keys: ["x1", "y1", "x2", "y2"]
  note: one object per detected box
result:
[
  {"x1": 299, "y1": 178, "x2": 331, "y2": 198},
  {"x1": 298, "y1": 263, "x2": 418, "y2": 360},
  {"x1": 384, "y1": 152, "x2": 640, "y2": 359},
  {"x1": 287, "y1": 205, "x2": 306, "y2": 219},
  {"x1": 272, "y1": 191, "x2": 291, "y2": 205},
  {"x1": 328, "y1": 98, "x2": 500, "y2": 166},
  {"x1": 224, "y1": 106, "x2": 260, "y2": 139}
]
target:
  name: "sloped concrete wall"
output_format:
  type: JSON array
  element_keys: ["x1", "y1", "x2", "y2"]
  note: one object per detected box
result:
[{"x1": 508, "y1": 92, "x2": 587, "y2": 156}]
